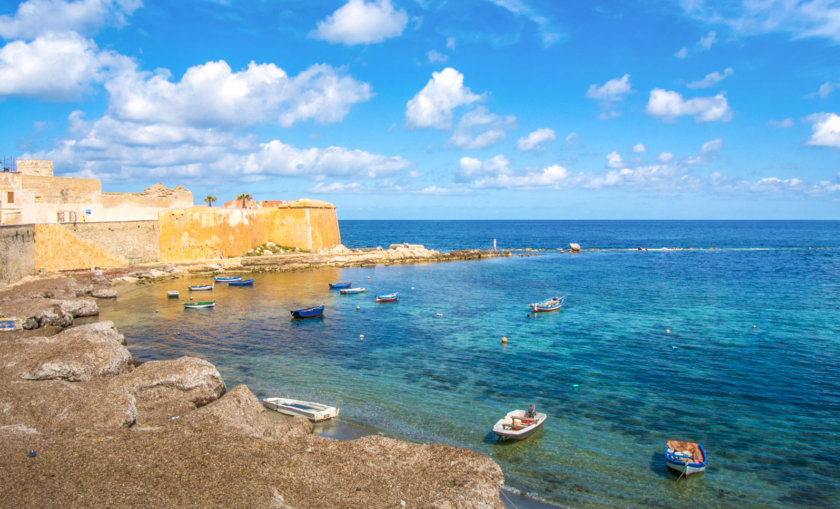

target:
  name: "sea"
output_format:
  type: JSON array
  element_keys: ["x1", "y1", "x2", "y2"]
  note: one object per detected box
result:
[{"x1": 98, "y1": 220, "x2": 840, "y2": 508}]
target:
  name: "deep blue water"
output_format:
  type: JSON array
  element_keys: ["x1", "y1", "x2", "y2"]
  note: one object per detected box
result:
[{"x1": 100, "y1": 221, "x2": 840, "y2": 508}]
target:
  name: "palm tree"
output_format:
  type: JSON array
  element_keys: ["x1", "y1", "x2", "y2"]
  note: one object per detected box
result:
[
  {"x1": 236, "y1": 193, "x2": 252, "y2": 209},
  {"x1": 204, "y1": 195, "x2": 217, "y2": 207}
]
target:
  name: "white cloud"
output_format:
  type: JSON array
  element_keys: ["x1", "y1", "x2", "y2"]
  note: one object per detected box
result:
[
  {"x1": 768, "y1": 118, "x2": 795, "y2": 128},
  {"x1": 681, "y1": 0, "x2": 840, "y2": 43},
  {"x1": 487, "y1": 0, "x2": 563, "y2": 48},
  {"x1": 646, "y1": 88, "x2": 732, "y2": 122},
  {"x1": 309, "y1": 182, "x2": 363, "y2": 193},
  {"x1": 446, "y1": 36, "x2": 456, "y2": 50},
  {"x1": 106, "y1": 60, "x2": 372, "y2": 128},
  {"x1": 565, "y1": 131, "x2": 581, "y2": 148},
  {"x1": 517, "y1": 127, "x2": 556, "y2": 151},
  {"x1": 606, "y1": 151, "x2": 624, "y2": 169},
  {"x1": 0, "y1": 31, "x2": 132, "y2": 100},
  {"x1": 427, "y1": 49, "x2": 448, "y2": 63},
  {"x1": 806, "y1": 81, "x2": 839, "y2": 99},
  {"x1": 687, "y1": 67, "x2": 734, "y2": 88},
  {"x1": 454, "y1": 154, "x2": 509, "y2": 182},
  {"x1": 0, "y1": 0, "x2": 141, "y2": 39},
  {"x1": 658, "y1": 152, "x2": 674, "y2": 163},
  {"x1": 449, "y1": 106, "x2": 516, "y2": 149},
  {"x1": 632, "y1": 143, "x2": 647, "y2": 153},
  {"x1": 405, "y1": 67, "x2": 482, "y2": 129},
  {"x1": 686, "y1": 138, "x2": 724, "y2": 164},
  {"x1": 310, "y1": 0, "x2": 408, "y2": 45},
  {"x1": 586, "y1": 74, "x2": 632, "y2": 101},
  {"x1": 675, "y1": 47, "x2": 688, "y2": 59},
  {"x1": 698, "y1": 31, "x2": 717, "y2": 50},
  {"x1": 805, "y1": 112, "x2": 840, "y2": 147},
  {"x1": 475, "y1": 164, "x2": 569, "y2": 189}
]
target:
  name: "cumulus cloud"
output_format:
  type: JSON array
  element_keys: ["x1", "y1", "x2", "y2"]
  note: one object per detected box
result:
[
  {"x1": 805, "y1": 112, "x2": 840, "y2": 147},
  {"x1": 685, "y1": 138, "x2": 724, "y2": 165},
  {"x1": 645, "y1": 88, "x2": 732, "y2": 122},
  {"x1": 658, "y1": 152, "x2": 674, "y2": 163},
  {"x1": 36, "y1": 112, "x2": 409, "y2": 183},
  {"x1": 806, "y1": 81, "x2": 840, "y2": 99},
  {"x1": 565, "y1": 131, "x2": 581, "y2": 148},
  {"x1": 0, "y1": 31, "x2": 132, "y2": 100},
  {"x1": 427, "y1": 49, "x2": 448, "y2": 63},
  {"x1": 606, "y1": 151, "x2": 624, "y2": 169},
  {"x1": 106, "y1": 60, "x2": 372, "y2": 128},
  {"x1": 675, "y1": 30, "x2": 717, "y2": 59},
  {"x1": 310, "y1": 0, "x2": 408, "y2": 45},
  {"x1": 632, "y1": 143, "x2": 647, "y2": 153},
  {"x1": 405, "y1": 67, "x2": 482, "y2": 129},
  {"x1": 517, "y1": 128, "x2": 556, "y2": 151},
  {"x1": 687, "y1": 67, "x2": 734, "y2": 89},
  {"x1": 449, "y1": 106, "x2": 516, "y2": 149},
  {"x1": 769, "y1": 118, "x2": 795, "y2": 128},
  {"x1": 454, "y1": 154, "x2": 509, "y2": 182},
  {"x1": 0, "y1": 0, "x2": 141, "y2": 39},
  {"x1": 586, "y1": 74, "x2": 632, "y2": 101}
]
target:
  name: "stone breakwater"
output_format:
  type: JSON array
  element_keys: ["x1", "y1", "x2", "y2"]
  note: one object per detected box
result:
[{"x1": 0, "y1": 253, "x2": 506, "y2": 507}]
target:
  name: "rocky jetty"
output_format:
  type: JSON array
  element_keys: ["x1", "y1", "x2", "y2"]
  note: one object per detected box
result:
[{"x1": 0, "y1": 275, "x2": 505, "y2": 507}]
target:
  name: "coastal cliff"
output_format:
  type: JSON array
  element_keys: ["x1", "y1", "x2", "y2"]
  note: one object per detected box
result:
[{"x1": 0, "y1": 272, "x2": 505, "y2": 507}]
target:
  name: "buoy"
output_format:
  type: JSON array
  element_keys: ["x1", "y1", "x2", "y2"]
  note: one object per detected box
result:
[
  {"x1": 367, "y1": 276, "x2": 370, "y2": 279},
  {"x1": 360, "y1": 334, "x2": 364, "y2": 340},
  {"x1": 435, "y1": 313, "x2": 443, "y2": 317},
  {"x1": 666, "y1": 329, "x2": 671, "y2": 333},
  {"x1": 752, "y1": 325, "x2": 757, "y2": 329},
  {"x1": 411, "y1": 287, "x2": 415, "y2": 290},
  {"x1": 501, "y1": 336, "x2": 508, "y2": 344},
  {"x1": 356, "y1": 306, "x2": 360, "y2": 311},
  {"x1": 572, "y1": 384, "x2": 579, "y2": 389}
]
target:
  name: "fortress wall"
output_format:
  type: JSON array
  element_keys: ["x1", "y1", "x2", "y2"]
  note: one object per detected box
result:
[
  {"x1": 15, "y1": 159, "x2": 53, "y2": 177},
  {"x1": 159, "y1": 204, "x2": 340, "y2": 263},
  {"x1": 34, "y1": 224, "x2": 127, "y2": 273},
  {"x1": 0, "y1": 225, "x2": 35, "y2": 284},
  {"x1": 17, "y1": 175, "x2": 102, "y2": 224},
  {"x1": 58, "y1": 221, "x2": 160, "y2": 264}
]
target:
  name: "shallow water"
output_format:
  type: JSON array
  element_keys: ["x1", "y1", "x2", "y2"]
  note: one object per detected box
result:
[{"x1": 99, "y1": 221, "x2": 840, "y2": 508}]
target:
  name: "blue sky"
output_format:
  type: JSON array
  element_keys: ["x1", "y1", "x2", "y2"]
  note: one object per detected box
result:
[{"x1": 1, "y1": 0, "x2": 839, "y2": 219}]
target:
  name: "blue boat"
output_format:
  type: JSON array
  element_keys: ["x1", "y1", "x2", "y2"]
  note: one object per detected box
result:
[
  {"x1": 340, "y1": 287, "x2": 366, "y2": 295},
  {"x1": 376, "y1": 292, "x2": 399, "y2": 303},
  {"x1": 214, "y1": 276, "x2": 241, "y2": 283},
  {"x1": 329, "y1": 282, "x2": 352, "y2": 289},
  {"x1": 189, "y1": 284, "x2": 214, "y2": 291},
  {"x1": 529, "y1": 296, "x2": 565, "y2": 313},
  {"x1": 228, "y1": 278, "x2": 254, "y2": 286},
  {"x1": 665, "y1": 440, "x2": 708, "y2": 476},
  {"x1": 290, "y1": 305, "x2": 325, "y2": 319}
]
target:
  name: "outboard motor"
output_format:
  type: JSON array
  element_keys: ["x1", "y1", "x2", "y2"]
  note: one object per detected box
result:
[{"x1": 527, "y1": 403, "x2": 536, "y2": 418}]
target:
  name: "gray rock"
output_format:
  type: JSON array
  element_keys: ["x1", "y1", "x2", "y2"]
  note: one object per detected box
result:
[
  {"x1": 129, "y1": 356, "x2": 226, "y2": 408},
  {"x1": 91, "y1": 288, "x2": 118, "y2": 298},
  {"x1": 53, "y1": 298, "x2": 99, "y2": 317}
]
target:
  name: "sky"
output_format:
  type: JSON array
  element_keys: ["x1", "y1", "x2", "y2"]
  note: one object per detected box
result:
[{"x1": 1, "y1": 0, "x2": 840, "y2": 219}]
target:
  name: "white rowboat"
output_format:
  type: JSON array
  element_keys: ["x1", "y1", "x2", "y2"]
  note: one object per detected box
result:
[
  {"x1": 492, "y1": 408, "x2": 547, "y2": 441},
  {"x1": 262, "y1": 397, "x2": 340, "y2": 422}
]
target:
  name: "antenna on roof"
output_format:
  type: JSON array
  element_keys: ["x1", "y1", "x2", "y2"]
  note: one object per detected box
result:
[{"x1": 1, "y1": 157, "x2": 17, "y2": 172}]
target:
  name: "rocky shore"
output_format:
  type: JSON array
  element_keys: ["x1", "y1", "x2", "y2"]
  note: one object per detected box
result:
[{"x1": 0, "y1": 247, "x2": 507, "y2": 507}]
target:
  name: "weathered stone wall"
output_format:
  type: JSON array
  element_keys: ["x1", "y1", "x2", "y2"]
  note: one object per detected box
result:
[
  {"x1": 0, "y1": 225, "x2": 35, "y2": 284},
  {"x1": 59, "y1": 221, "x2": 160, "y2": 264},
  {"x1": 16, "y1": 175, "x2": 102, "y2": 224},
  {"x1": 15, "y1": 159, "x2": 53, "y2": 177},
  {"x1": 34, "y1": 224, "x2": 126, "y2": 272},
  {"x1": 159, "y1": 202, "x2": 341, "y2": 262}
]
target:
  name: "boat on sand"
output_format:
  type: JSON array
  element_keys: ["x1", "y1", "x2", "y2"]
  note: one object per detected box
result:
[
  {"x1": 492, "y1": 404, "x2": 547, "y2": 441},
  {"x1": 262, "y1": 397, "x2": 339, "y2": 421}
]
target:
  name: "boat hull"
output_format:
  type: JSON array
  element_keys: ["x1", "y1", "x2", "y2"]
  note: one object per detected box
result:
[
  {"x1": 228, "y1": 279, "x2": 254, "y2": 286},
  {"x1": 492, "y1": 410, "x2": 547, "y2": 441},
  {"x1": 376, "y1": 292, "x2": 399, "y2": 302},
  {"x1": 166, "y1": 291, "x2": 179, "y2": 298},
  {"x1": 262, "y1": 397, "x2": 339, "y2": 421},
  {"x1": 184, "y1": 301, "x2": 215, "y2": 309},
  {"x1": 340, "y1": 288, "x2": 366, "y2": 294},
  {"x1": 329, "y1": 282, "x2": 352, "y2": 289},
  {"x1": 664, "y1": 442, "x2": 707, "y2": 476},
  {"x1": 529, "y1": 296, "x2": 565, "y2": 313},
  {"x1": 189, "y1": 285, "x2": 213, "y2": 291},
  {"x1": 214, "y1": 276, "x2": 241, "y2": 283},
  {"x1": 290, "y1": 305, "x2": 325, "y2": 318}
]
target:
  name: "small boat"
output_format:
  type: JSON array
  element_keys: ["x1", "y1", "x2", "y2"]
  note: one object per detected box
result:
[
  {"x1": 376, "y1": 292, "x2": 399, "y2": 302},
  {"x1": 228, "y1": 278, "x2": 254, "y2": 286},
  {"x1": 492, "y1": 405, "x2": 547, "y2": 441},
  {"x1": 262, "y1": 397, "x2": 339, "y2": 422},
  {"x1": 329, "y1": 282, "x2": 352, "y2": 289},
  {"x1": 184, "y1": 301, "x2": 215, "y2": 309},
  {"x1": 664, "y1": 440, "x2": 708, "y2": 476},
  {"x1": 189, "y1": 284, "x2": 213, "y2": 291},
  {"x1": 529, "y1": 296, "x2": 565, "y2": 313},
  {"x1": 166, "y1": 290, "x2": 179, "y2": 298},
  {"x1": 290, "y1": 305, "x2": 325, "y2": 319},
  {"x1": 214, "y1": 276, "x2": 241, "y2": 283},
  {"x1": 0, "y1": 318, "x2": 22, "y2": 332},
  {"x1": 340, "y1": 287, "x2": 366, "y2": 295}
]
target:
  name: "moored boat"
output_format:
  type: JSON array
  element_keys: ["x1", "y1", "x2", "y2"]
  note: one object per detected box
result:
[
  {"x1": 376, "y1": 292, "x2": 399, "y2": 302},
  {"x1": 0, "y1": 318, "x2": 22, "y2": 332},
  {"x1": 228, "y1": 278, "x2": 254, "y2": 286},
  {"x1": 340, "y1": 287, "x2": 366, "y2": 294},
  {"x1": 262, "y1": 397, "x2": 339, "y2": 421},
  {"x1": 329, "y1": 282, "x2": 352, "y2": 289},
  {"x1": 290, "y1": 305, "x2": 325, "y2": 319},
  {"x1": 189, "y1": 284, "x2": 213, "y2": 291},
  {"x1": 492, "y1": 404, "x2": 547, "y2": 441},
  {"x1": 166, "y1": 290, "x2": 179, "y2": 298},
  {"x1": 529, "y1": 296, "x2": 565, "y2": 313},
  {"x1": 214, "y1": 276, "x2": 241, "y2": 283},
  {"x1": 184, "y1": 301, "x2": 215, "y2": 309},
  {"x1": 664, "y1": 440, "x2": 708, "y2": 476}
]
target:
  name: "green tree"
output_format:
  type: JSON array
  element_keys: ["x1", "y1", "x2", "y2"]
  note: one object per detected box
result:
[
  {"x1": 204, "y1": 195, "x2": 217, "y2": 207},
  {"x1": 236, "y1": 193, "x2": 252, "y2": 208}
]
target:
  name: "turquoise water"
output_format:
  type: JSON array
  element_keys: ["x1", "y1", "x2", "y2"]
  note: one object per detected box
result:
[{"x1": 99, "y1": 221, "x2": 840, "y2": 508}]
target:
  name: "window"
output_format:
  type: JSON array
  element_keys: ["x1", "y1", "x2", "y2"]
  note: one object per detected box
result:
[{"x1": 6, "y1": 192, "x2": 12, "y2": 204}]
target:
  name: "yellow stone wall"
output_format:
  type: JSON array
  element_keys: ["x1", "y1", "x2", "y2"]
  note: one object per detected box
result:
[
  {"x1": 34, "y1": 224, "x2": 127, "y2": 272},
  {"x1": 158, "y1": 203, "x2": 340, "y2": 263}
]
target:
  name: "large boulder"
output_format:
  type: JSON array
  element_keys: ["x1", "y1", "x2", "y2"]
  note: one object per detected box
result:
[{"x1": 569, "y1": 243, "x2": 582, "y2": 253}]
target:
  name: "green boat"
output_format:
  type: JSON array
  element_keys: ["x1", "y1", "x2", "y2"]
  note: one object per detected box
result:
[{"x1": 184, "y1": 301, "x2": 215, "y2": 309}]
